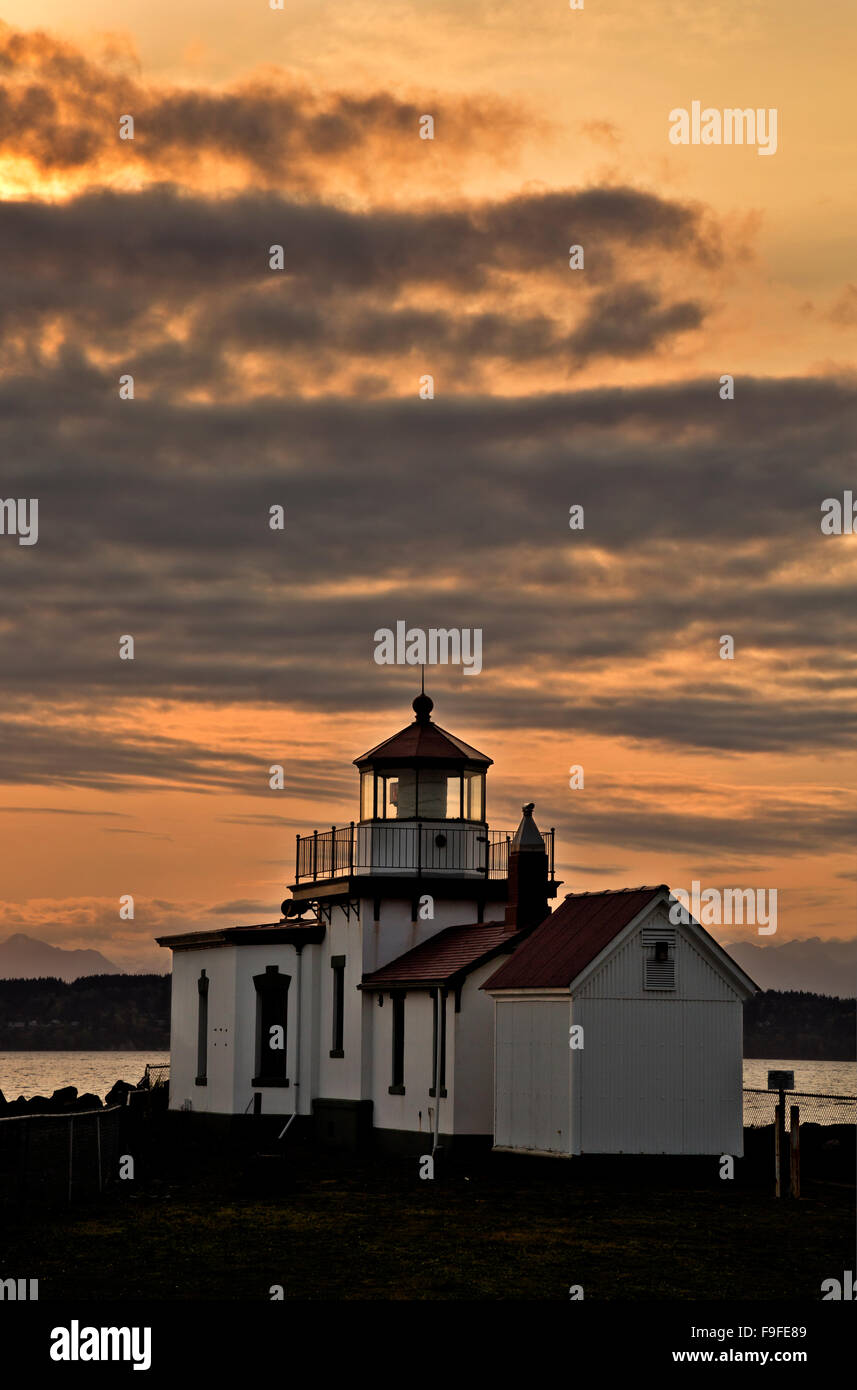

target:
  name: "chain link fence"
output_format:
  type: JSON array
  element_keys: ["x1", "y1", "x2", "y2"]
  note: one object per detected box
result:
[
  {"x1": 0, "y1": 1105, "x2": 124, "y2": 1209},
  {"x1": 743, "y1": 1089, "x2": 856, "y2": 1127}
]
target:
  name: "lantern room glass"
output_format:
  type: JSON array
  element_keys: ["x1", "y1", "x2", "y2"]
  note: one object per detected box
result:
[{"x1": 360, "y1": 767, "x2": 486, "y2": 822}]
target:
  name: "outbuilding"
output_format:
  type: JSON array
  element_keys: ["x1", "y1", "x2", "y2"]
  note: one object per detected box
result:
[{"x1": 483, "y1": 884, "x2": 758, "y2": 1157}]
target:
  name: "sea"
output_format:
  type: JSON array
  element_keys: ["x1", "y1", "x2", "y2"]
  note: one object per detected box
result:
[
  {"x1": 0, "y1": 1051, "x2": 170, "y2": 1102},
  {"x1": 0, "y1": 1051, "x2": 854, "y2": 1104}
]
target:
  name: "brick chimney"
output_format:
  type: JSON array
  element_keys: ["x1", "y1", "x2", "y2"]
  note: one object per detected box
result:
[{"x1": 505, "y1": 803, "x2": 549, "y2": 932}]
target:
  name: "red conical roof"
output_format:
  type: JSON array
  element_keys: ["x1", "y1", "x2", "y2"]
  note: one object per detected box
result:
[{"x1": 354, "y1": 695, "x2": 492, "y2": 767}]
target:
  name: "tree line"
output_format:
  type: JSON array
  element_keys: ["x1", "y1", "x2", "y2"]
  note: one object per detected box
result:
[{"x1": 0, "y1": 977, "x2": 853, "y2": 1059}]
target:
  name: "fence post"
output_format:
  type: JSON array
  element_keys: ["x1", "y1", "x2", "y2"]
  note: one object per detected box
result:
[
  {"x1": 349, "y1": 821, "x2": 354, "y2": 875},
  {"x1": 68, "y1": 1116, "x2": 74, "y2": 1204},
  {"x1": 96, "y1": 1113, "x2": 102, "y2": 1193},
  {"x1": 312, "y1": 829, "x2": 318, "y2": 882},
  {"x1": 789, "y1": 1105, "x2": 800, "y2": 1198},
  {"x1": 18, "y1": 1116, "x2": 30, "y2": 1203}
]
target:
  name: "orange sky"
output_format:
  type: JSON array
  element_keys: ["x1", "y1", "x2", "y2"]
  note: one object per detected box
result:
[{"x1": 0, "y1": 1, "x2": 854, "y2": 969}]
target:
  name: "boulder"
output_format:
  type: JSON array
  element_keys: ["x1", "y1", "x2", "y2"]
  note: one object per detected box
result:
[
  {"x1": 105, "y1": 1079, "x2": 135, "y2": 1107},
  {"x1": 26, "y1": 1094, "x2": 52, "y2": 1113},
  {"x1": 50, "y1": 1085, "x2": 78, "y2": 1107},
  {"x1": 7, "y1": 1096, "x2": 29, "y2": 1116},
  {"x1": 0, "y1": 1088, "x2": 7, "y2": 1112},
  {"x1": 75, "y1": 1093, "x2": 103, "y2": 1111}
]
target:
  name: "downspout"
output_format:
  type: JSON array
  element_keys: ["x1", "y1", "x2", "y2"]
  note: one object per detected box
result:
[
  {"x1": 278, "y1": 943, "x2": 303, "y2": 1143},
  {"x1": 432, "y1": 986, "x2": 442, "y2": 1154},
  {"x1": 293, "y1": 944, "x2": 303, "y2": 1121}
]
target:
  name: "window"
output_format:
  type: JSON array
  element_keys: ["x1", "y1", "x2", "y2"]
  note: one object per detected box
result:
[
  {"x1": 430, "y1": 988, "x2": 447, "y2": 1097},
  {"x1": 330, "y1": 956, "x2": 345, "y2": 1057},
  {"x1": 463, "y1": 770, "x2": 485, "y2": 821},
  {"x1": 252, "y1": 965, "x2": 291, "y2": 1085},
  {"x1": 415, "y1": 768, "x2": 449, "y2": 818},
  {"x1": 360, "y1": 771, "x2": 375, "y2": 820},
  {"x1": 195, "y1": 969, "x2": 209, "y2": 1085},
  {"x1": 389, "y1": 993, "x2": 405, "y2": 1093},
  {"x1": 376, "y1": 769, "x2": 416, "y2": 819}
]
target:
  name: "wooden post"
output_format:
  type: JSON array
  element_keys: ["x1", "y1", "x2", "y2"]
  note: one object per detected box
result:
[
  {"x1": 312, "y1": 829, "x2": 318, "y2": 882},
  {"x1": 68, "y1": 1116, "x2": 74, "y2": 1204},
  {"x1": 774, "y1": 1101, "x2": 782, "y2": 1196},
  {"x1": 349, "y1": 821, "x2": 354, "y2": 875},
  {"x1": 790, "y1": 1104, "x2": 800, "y2": 1198},
  {"x1": 775, "y1": 1089, "x2": 790, "y2": 1196},
  {"x1": 96, "y1": 1113, "x2": 102, "y2": 1193}
]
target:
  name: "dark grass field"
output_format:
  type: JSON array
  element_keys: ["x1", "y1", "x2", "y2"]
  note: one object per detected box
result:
[{"x1": 1, "y1": 1135, "x2": 852, "y2": 1301}]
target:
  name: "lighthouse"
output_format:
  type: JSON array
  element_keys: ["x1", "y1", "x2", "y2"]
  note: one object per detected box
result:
[{"x1": 158, "y1": 693, "x2": 557, "y2": 1149}]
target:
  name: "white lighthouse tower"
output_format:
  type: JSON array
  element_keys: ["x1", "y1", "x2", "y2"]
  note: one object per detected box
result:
[{"x1": 158, "y1": 693, "x2": 558, "y2": 1149}]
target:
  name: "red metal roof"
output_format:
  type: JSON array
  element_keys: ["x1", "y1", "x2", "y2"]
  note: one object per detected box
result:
[
  {"x1": 354, "y1": 719, "x2": 492, "y2": 767},
  {"x1": 482, "y1": 887, "x2": 666, "y2": 990},
  {"x1": 156, "y1": 918, "x2": 324, "y2": 950},
  {"x1": 361, "y1": 920, "x2": 521, "y2": 988}
]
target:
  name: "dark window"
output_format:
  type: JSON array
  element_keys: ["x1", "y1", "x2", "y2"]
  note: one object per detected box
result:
[
  {"x1": 430, "y1": 988, "x2": 447, "y2": 1097},
  {"x1": 195, "y1": 969, "x2": 209, "y2": 1085},
  {"x1": 331, "y1": 955, "x2": 345, "y2": 1057},
  {"x1": 389, "y1": 993, "x2": 405, "y2": 1093},
  {"x1": 655, "y1": 940, "x2": 669, "y2": 963},
  {"x1": 252, "y1": 965, "x2": 291, "y2": 1086}
]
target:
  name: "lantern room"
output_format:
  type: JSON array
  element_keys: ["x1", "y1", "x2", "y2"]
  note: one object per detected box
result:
[
  {"x1": 290, "y1": 693, "x2": 555, "y2": 890},
  {"x1": 355, "y1": 692, "x2": 490, "y2": 825}
]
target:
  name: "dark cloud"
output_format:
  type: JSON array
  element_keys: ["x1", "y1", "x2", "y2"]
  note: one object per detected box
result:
[
  {"x1": 0, "y1": 183, "x2": 719, "y2": 391},
  {"x1": 568, "y1": 282, "x2": 705, "y2": 359},
  {"x1": 0, "y1": 25, "x2": 534, "y2": 193},
  {"x1": 551, "y1": 794, "x2": 857, "y2": 862},
  {"x1": 0, "y1": 371, "x2": 854, "y2": 779}
]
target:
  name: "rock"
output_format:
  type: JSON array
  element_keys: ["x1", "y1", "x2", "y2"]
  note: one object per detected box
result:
[
  {"x1": 0, "y1": 1089, "x2": 7, "y2": 1112},
  {"x1": 26, "y1": 1094, "x2": 52, "y2": 1113},
  {"x1": 75, "y1": 1093, "x2": 103, "y2": 1110},
  {"x1": 50, "y1": 1085, "x2": 78, "y2": 1107},
  {"x1": 105, "y1": 1079, "x2": 135, "y2": 1107},
  {"x1": 6, "y1": 1095, "x2": 29, "y2": 1116}
]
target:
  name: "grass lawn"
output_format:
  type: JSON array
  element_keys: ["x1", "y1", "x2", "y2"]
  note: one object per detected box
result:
[{"x1": 1, "y1": 1142, "x2": 852, "y2": 1300}]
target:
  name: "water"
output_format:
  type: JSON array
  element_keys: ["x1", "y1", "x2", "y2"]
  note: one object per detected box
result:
[
  {"x1": 0, "y1": 1051, "x2": 170, "y2": 1103},
  {"x1": 742, "y1": 1059, "x2": 855, "y2": 1095},
  {"x1": 2, "y1": 1052, "x2": 854, "y2": 1104}
]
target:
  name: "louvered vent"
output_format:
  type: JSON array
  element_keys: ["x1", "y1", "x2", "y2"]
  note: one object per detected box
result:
[{"x1": 642, "y1": 929, "x2": 676, "y2": 989}]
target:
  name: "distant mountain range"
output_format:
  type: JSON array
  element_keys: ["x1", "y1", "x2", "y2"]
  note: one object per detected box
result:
[
  {"x1": 0, "y1": 934, "x2": 120, "y2": 981},
  {"x1": 725, "y1": 937, "x2": 856, "y2": 999}
]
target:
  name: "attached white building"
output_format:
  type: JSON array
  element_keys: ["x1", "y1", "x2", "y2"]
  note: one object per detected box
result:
[{"x1": 483, "y1": 885, "x2": 759, "y2": 1157}]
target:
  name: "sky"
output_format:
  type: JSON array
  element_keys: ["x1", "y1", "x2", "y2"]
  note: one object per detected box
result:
[{"x1": 0, "y1": 0, "x2": 854, "y2": 970}]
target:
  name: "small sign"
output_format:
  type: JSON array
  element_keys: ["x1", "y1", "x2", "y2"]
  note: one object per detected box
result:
[{"x1": 767, "y1": 1070, "x2": 794, "y2": 1090}]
